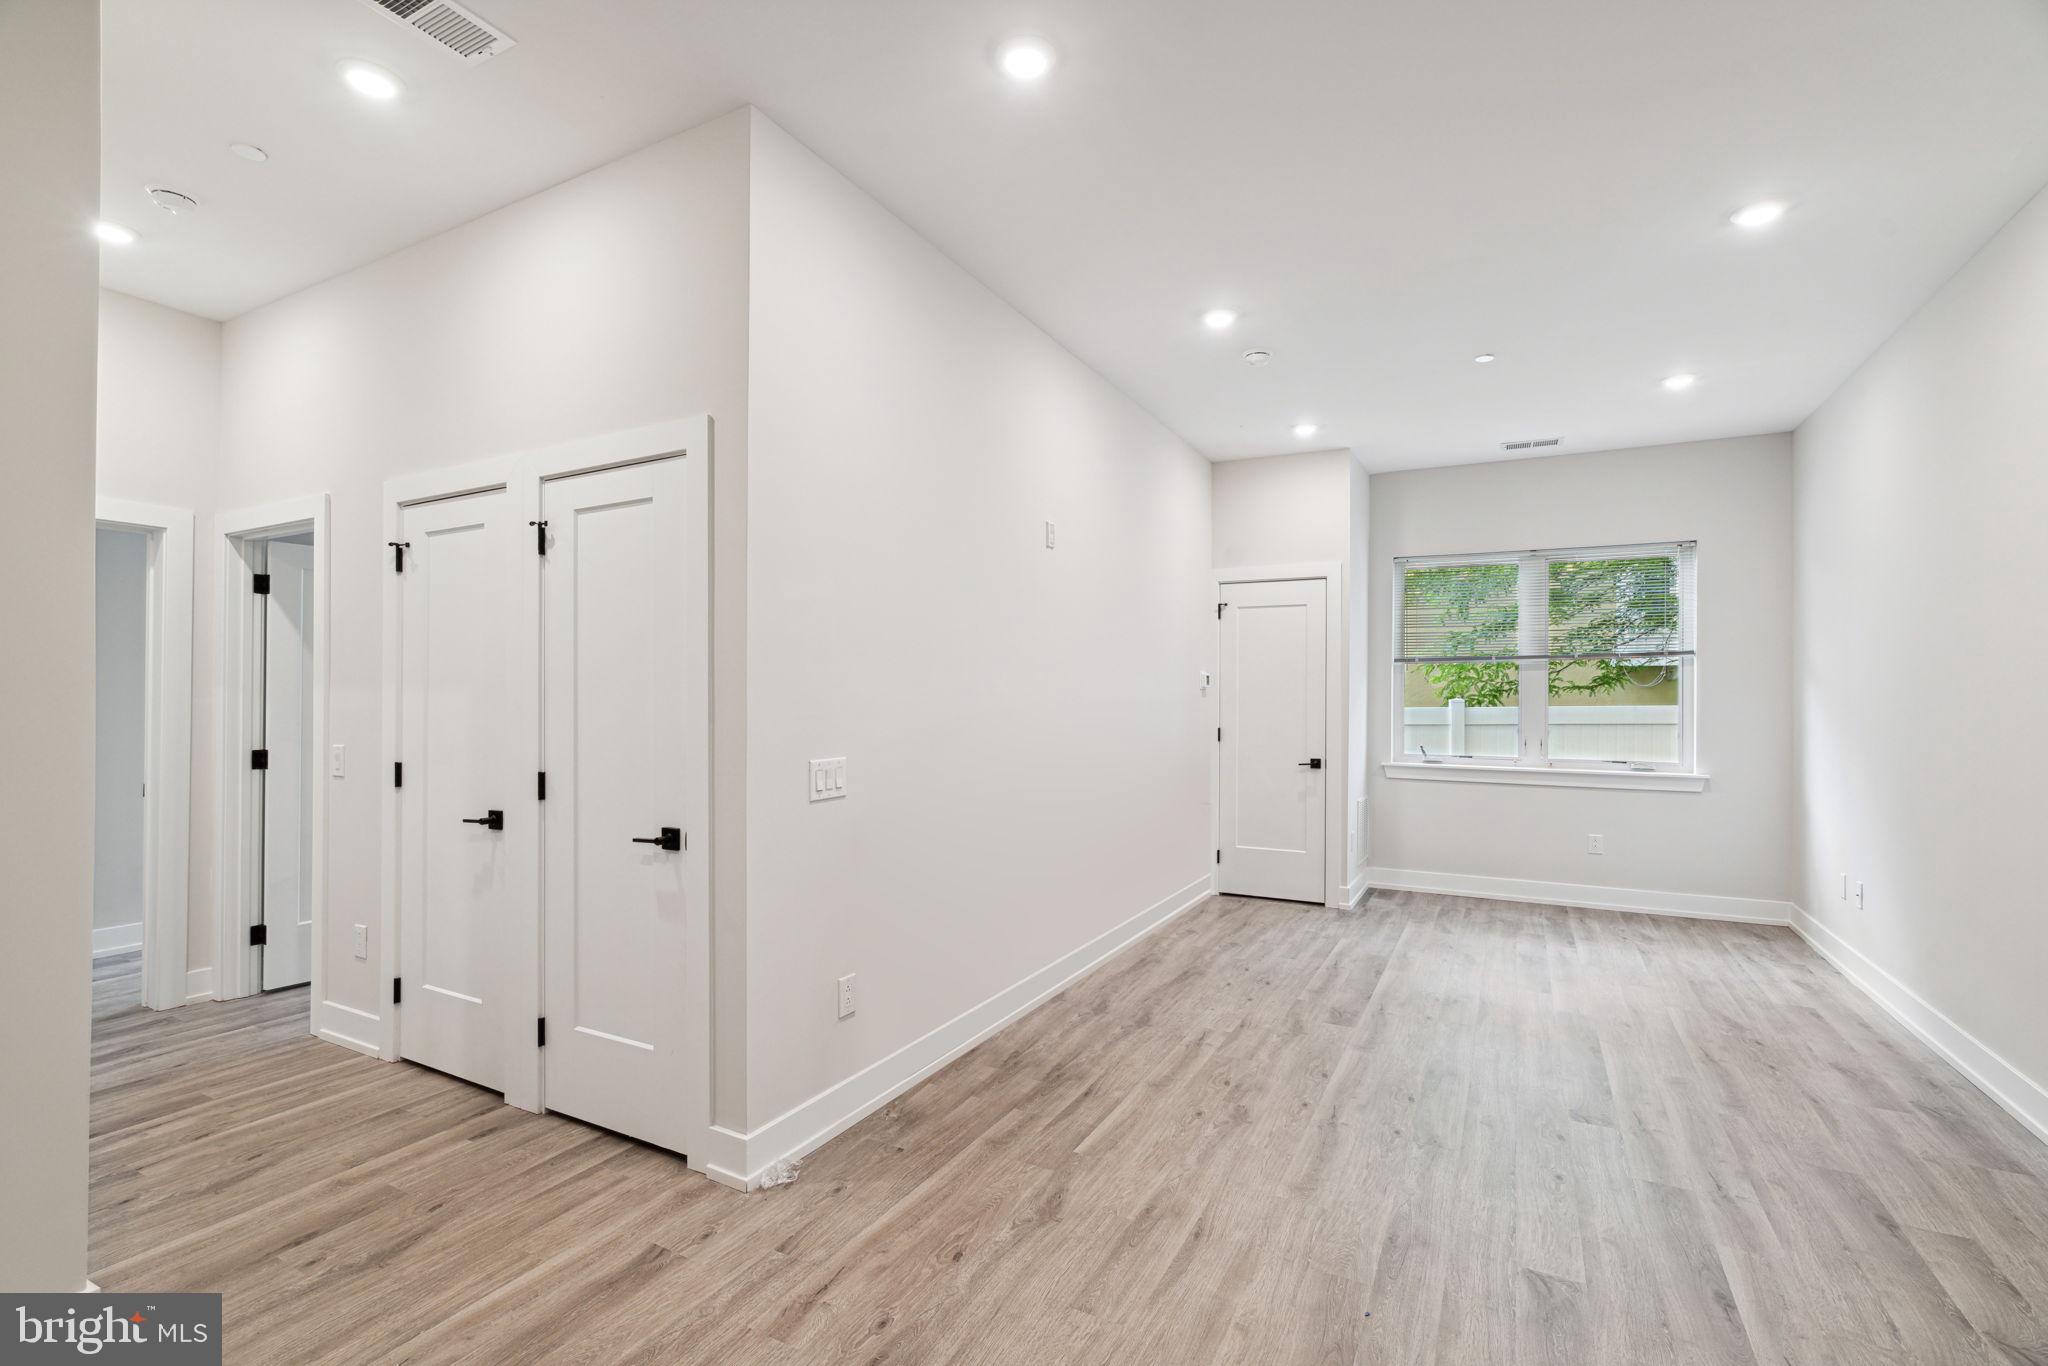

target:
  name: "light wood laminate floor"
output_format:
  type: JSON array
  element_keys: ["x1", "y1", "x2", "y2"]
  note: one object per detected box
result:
[{"x1": 91, "y1": 893, "x2": 2048, "y2": 1364}]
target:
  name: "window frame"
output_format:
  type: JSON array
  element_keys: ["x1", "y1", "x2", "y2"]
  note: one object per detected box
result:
[{"x1": 1387, "y1": 542, "x2": 1699, "y2": 781}]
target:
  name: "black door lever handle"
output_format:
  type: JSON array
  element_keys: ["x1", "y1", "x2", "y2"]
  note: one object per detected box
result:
[
  {"x1": 1298, "y1": 758, "x2": 1322, "y2": 769},
  {"x1": 632, "y1": 827, "x2": 683, "y2": 852},
  {"x1": 462, "y1": 810, "x2": 505, "y2": 830}
]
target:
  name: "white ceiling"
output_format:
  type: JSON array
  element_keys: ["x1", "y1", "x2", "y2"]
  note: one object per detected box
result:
[{"x1": 102, "y1": 0, "x2": 2048, "y2": 469}]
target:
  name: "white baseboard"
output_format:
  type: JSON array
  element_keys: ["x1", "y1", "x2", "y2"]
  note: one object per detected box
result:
[
  {"x1": 707, "y1": 872, "x2": 1215, "y2": 1191},
  {"x1": 185, "y1": 966, "x2": 214, "y2": 1002},
  {"x1": 1363, "y1": 865, "x2": 1793, "y2": 925},
  {"x1": 92, "y1": 922, "x2": 144, "y2": 957},
  {"x1": 315, "y1": 999, "x2": 384, "y2": 1058},
  {"x1": 1792, "y1": 907, "x2": 2048, "y2": 1146},
  {"x1": 1333, "y1": 868, "x2": 1369, "y2": 909}
]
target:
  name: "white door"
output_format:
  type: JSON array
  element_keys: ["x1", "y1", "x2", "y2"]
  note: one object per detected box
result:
[
  {"x1": 541, "y1": 459, "x2": 692, "y2": 1152},
  {"x1": 261, "y1": 539, "x2": 315, "y2": 990},
  {"x1": 398, "y1": 490, "x2": 520, "y2": 1091},
  {"x1": 1219, "y1": 578, "x2": 1327, "y2": 903}
]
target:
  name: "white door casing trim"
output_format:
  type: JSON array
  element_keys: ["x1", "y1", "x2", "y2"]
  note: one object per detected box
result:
[
  {"x1": 377, "y1": 417, "x2": 713, "y2": 1166},
  {"x1": 1212, "y1": 563, "x2": 1345, "y2": 908},
  {"x1": 95, "y1": 498, "x2": 194, "y2": 1012},
  {"x1": 213, "y1": 496, "x2": 331, "y2": 1034}
]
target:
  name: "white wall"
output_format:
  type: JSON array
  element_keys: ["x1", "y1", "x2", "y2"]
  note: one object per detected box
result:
[
  {"x1": 1346, "y1": 460, "x2": 1370, "y2": 891},
  {"x1": 1794, "y1": 181, "x2": 2048, "y2": 1127},
  {"x1": 97, "y1": 289, "x2": 221, "y2": 971},
  {"x1": 1368, "y1": 436, "x2": 1795, "y2": 910},
  {"x1": 1212, "y1": 448, "x2": 1352, "y2": 567},
  {"x1": 742, "y1": 111, "x2": 1214, "y2": 1132},
  {"x1": 214, "y1": 110, "x2": 753, "y2": 1086},
  {"x1": 0, "y1": 0, "x2": 97, "y2": 1293},
  {"x1": 95, "y1": 528, "x2": 148, "y2": 939}
]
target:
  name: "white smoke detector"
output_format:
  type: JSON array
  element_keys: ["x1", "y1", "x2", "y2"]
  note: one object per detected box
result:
[{"x1": 1242, "y1": 350, "x2": 1272, "y2": 367}]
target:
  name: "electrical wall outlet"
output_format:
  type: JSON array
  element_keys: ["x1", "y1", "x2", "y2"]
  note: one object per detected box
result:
[
  {"x1": 1587, "y1": 834, "x2": 1605, "y2": 855},
  {"x1": 1854, "y1": 881, "x2": 1866, "y2": 910},
  {"x1": 809, "y1": 757, "x2": 847, "y2": 802},
  {"x1": 837, "y1": 973, "x2": 856, "y2": 1019},
  {"x1": 352, "y1": 924, "x2": 368, "y2": 960}
]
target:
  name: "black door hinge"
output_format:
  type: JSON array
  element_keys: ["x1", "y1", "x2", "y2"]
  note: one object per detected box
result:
[
  {"x1": 387, "y1": 540, "x2": 410, "y2": 572},
  {"x1": 537, "y1": 771, "x2": 547, "y2": 801},
  {"x1": 1215, "y1": 849, "x2": 1222, "y2": 864},
  {"x1": 252, "y1": 572, "x2": 271, "y2": 595},
  {"x1": 393, "y1": 977, "x2": 402, "y2": 1004},
  {"x1": 251, "y1": 748, "x2": 269, "y2": 770},
  {"x1": 529, "y1": 520, "x2": 548, "y2": 556},
  {"x1": 393, "y1": 761, "x2": 403, "y2": 788},
  {"x1": 249, "y1": 923, "x2": 267, "y2": 946},
  {"x1": 1217, "y1": 602, "x2": 1226, "y2": 619},
  {"x1": 537, "y1": 1018, "x2": 547, "y2": 1047},
  {"x1": 1217, "y1": 726, "x2": 1222, "y2": 742}
]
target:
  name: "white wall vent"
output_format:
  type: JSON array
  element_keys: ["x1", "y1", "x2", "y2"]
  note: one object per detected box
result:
[
  {"x1": 1500, "y1": 437, "x2": 1562, "y2": 452},
  {"x1": 356, "y1": 0, "x2": 515, "y2": 64}
]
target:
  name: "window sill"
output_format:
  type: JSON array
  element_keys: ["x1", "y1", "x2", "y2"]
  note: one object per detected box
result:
[{"x1": 1381, "y1": 761, "x2": 1709, "y2": 792}]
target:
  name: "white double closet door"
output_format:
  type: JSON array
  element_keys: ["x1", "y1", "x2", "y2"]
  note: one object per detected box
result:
[{"x1": 394, "y1": 459, "x2": 693, "y2": 1154}]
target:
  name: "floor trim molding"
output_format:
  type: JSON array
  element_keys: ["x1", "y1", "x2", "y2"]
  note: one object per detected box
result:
[
  {"x1": 184, "y1": 966, "x2": 213, "y2": 1002},
  {"x1": 1364, "y1": 866, "x2": 1793, "y2": 925},
  {"x1": 1791, "y1": 905, "x2": 2048, "y2": 1146},
  {"x1": 92, "y1": 922, "x2": 144, "y2": 958},
  {"x1": 709, "y1": 873, "x2": 1216, "y2": 1191}
]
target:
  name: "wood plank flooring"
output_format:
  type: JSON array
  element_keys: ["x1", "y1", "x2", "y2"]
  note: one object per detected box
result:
[{"x1": 91, "y1": 893, "x2": 2048, "y2": 1364}]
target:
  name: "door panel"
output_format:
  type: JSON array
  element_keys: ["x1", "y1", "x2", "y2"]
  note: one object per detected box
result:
[
  {"x1": 541, "y1": 459, "x2": 690, "y2": 1152},
  {"x1": 1220, "y1": 578, "x2": 1327, "y2": 903},
  {"x1": 398, "y1": 489, "x2": 518, "y2": 1091},
  {"x1": 261, "y1": 539, "x2": 314, "y2": 990}
]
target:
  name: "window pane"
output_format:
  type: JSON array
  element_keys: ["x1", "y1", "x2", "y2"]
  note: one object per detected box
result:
[
  {"x1": 1546, "y1": 553, "x2": 1684, "y2": 659},
  {"x1": 1399, "y1": 561, "x2": 1519, "y2": 661},
  {"x1": 1401, "y1": 661, "x2": 1519, "y2": 759},
  {"x1": 1546, "y1": 657, "x2": 1681, "y2": 764}
]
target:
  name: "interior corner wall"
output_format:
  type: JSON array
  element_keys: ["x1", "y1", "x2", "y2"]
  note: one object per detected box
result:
[
  {"x1": 211, "y1": 108, "x2": 753, "y2": 1113},
  {"x1": 0, "y1": 0, "x2": 97, "y2": 1293},
  {"x1": 1793, "y1": 180, "x2": 2048, "y2": 1125},
  {"x1": 741, "y1": 109, "x2": 1214, "y2": 1136},
  {"x1": 1367, "y1": 435, "x2": 1795, "y2": 909},
  {"x1": 1346, "y1": 457, "x2": 1370, "y2": 891},
  {"x1": 97, "y1": 289, "x2": 222, "y2": 980}
]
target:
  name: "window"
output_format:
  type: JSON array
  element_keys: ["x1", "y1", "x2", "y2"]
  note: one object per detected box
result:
[{"x1": 1394, "y1": 541, "x2": 1695, "y2": 774}]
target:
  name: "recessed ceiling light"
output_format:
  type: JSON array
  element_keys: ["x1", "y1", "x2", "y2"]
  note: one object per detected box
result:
[
  {"x1": 230, "y1": 143, "x2": 268, "y2": 163},
  {"x1": 1292, "y1": 422, "x2": 1320, "y2": 438},
  {"x1": 1201, "y1": 308, "x2": 1238, "y2": 331},
  {"x1": 1730, "y1": 200, "x2": 1787, "y2": 230},
  {"x1": 340, "y1": 60, "x2": 402, "y2": 101},
  {"x1": 1662, "y1": 373, "x2": 1698, "y2": 391},
  {"x1": 1474, "y1": 353, "x2": 1497, "y2": 364},
  {"x1": 1242, "y1": 350, "x2": 1271, "y2": 367},
  {"x1": 92, "y1": 221, "x2": 136, "y2": 246},
  {"x1": 997, "y1": 38, "x2": 1054, "y2": 81},
  {"x1": 147, "y1": 186, "x2": 199, "y2": 214}
]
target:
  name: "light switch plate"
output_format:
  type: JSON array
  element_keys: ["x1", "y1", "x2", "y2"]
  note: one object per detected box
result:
[
  {"x1": 330, "y1": 744, "x2": 346, "y2": 778},
  {"x1": 352, "y1": 924, "x2": 368, "y2": 960},
  {"x1": 809, "y1": 757, "x2": 847, "y2": 802}
]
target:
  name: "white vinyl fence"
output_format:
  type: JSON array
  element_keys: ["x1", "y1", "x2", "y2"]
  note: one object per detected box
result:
[{"x1": 1403, "y1": 703, "x2": 1679, "y2": 764}]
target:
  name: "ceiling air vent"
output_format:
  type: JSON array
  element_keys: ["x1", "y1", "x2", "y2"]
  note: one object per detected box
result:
[
  {"x1": 357, "y1": 0, "x2": 515, "y2": 64},
  {"x1": 1500, "y1": 437, "x2": 1562, "y2": 452}
]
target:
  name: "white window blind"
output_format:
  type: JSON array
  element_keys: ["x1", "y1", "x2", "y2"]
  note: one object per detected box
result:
[{"x1": 1396, "y1": 541, "x2": 1695, "y2": 664}]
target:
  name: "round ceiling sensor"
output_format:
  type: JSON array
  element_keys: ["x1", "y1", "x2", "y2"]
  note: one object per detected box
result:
[
  {"x1": 147, "y1": 186, "x2": 199, "y2": 214},
  {"x1": 230, "y1": 143, "x2": 269, "y2": 163},
  {"x1": 1242, "y1": 349, "x2": 1272, "y2": 367}
]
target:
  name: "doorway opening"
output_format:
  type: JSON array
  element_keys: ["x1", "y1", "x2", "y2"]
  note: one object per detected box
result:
[
  {"x1": 93, "y1": 499, "x2": 195, "y2": 1014},
  {"x1": 216, "y1": 497, "x2": 330, "y2": 1030}
]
